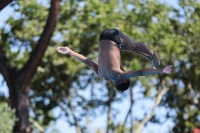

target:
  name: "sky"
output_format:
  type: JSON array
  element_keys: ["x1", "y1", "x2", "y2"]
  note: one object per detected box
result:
[{"x1": 0, "y1": 0, "x2": 179, "y2": 133}]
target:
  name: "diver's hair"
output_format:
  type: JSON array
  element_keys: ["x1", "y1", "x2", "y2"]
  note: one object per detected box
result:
[{"x1": 115, "y1": 79, "x2": 130, "y2": 92}]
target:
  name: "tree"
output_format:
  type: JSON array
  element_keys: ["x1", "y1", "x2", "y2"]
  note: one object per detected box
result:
[
  {"x1": 0, "y1": 0, "x2": 60, "y2": 132},
  {"x1": 1, "y1": 0, "x2": 200, "y2": 133},
  {"x1": 161, "y1": 0, "x2": 200, "y2": 132},
  {"x1": 129, "y1": 0, "x2": 200, "y2": 132},
  {"x1": 0, "y1": 0, "x2": 175, "y2": 132}
]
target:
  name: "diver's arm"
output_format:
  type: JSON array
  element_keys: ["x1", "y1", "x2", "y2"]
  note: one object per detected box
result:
[{"x1": 57, "y1": 46, "x2": 99, "y2": 76}]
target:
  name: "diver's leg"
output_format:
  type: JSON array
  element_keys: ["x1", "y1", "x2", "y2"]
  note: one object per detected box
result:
[{"x1": 118, "y1": 30, "x2": 160, "y2": 68}]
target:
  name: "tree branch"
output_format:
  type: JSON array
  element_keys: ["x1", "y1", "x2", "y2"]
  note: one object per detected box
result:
[
  {"x1": 188, "y1": 83, "x2": 199, "y2": 105},
  {"x1": 0, "y1": 0, "x2": 13, "y2": 11},
  {"x1": 0, "y1": 46, "x2": 14, "y2": 84},
  {"x1": 135, "y1": 81, "x2": 167, "y2": 133},
  {"x1": 106, "y1": 86, "x2": 114, "y2": 133},
  {"x1": 66, "y1": 94, "x2": 82, "y2": 133},
  {"x1": 19, "y1": 0, "x2": 60, "y2": 83},
  {"x1": 106, "y1": 102, "x2": 112, "y2": 133},
  {"x1": 30, "y1": 119, "x2": 44, "y2": 133},
  {"x1": 121, "y1": 87, "x2": 134, "y2": 133}
]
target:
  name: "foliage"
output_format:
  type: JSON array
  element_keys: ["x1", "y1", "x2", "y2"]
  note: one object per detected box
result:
[
  {"x1": 0, "y1": 102, "x2": 16, "y2": 133},
  {"x1": 1, "y1": 0, "x2": 200, "y2": 133},
  {"x1": 160, "y1": 0, "x2": 200, "y2": 132}
]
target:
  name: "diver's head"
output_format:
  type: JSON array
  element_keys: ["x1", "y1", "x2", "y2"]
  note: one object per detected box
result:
[{"x1": 114, "y1": 79, "x2": 130, "y2": 92}]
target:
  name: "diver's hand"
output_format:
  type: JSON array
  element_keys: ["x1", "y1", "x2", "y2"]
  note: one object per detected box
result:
[
  {"x1": 163, "y1": 65, "x2": 174, "y2": 74},
  {"x1": 56, "y1": 46, "x2": 71, "y2": 54}
]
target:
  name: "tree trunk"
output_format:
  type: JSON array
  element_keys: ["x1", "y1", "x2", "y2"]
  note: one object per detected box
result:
[
  {"x1": 0, "y1": 0, "x2": 13, "y2": 11},
  {"x1": 9, "y1": 80, "x2": 31, "y2": 133}
]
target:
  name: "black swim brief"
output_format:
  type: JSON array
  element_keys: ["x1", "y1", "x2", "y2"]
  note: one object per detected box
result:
[{"x1": 99, "y1": 29, "x2": 123, "y2": 49}]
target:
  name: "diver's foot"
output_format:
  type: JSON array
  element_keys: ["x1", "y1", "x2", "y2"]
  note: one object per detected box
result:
[{"x1": 152, "y1": 51, "x2": 160, "y2": 68}]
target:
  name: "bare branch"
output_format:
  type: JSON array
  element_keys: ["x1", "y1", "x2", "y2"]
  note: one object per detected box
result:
[
  {"x1": 66, "y1": 94, "x2": 82, "y2": 133},
  {"x1": 56, "y1": 72, "x2": 82, "y2": 133},
  {"x1": 59, "y1": 102, "x2": 74, "y2": 125},
  {"x1": 106, "y1": 85, "x2": 114, "y2": 133},
  {"x1": 121, "y1": 87, "x2": 134, "y2": 133},
  {"x1": 135, "y1": 81, "x2": 167, "y2": 133},
  {"x1": 106, "y1": 103, "x2": 112, "y2": 133}
]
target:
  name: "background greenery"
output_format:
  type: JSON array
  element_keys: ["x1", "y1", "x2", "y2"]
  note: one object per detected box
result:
[
  {"x1": 0, "y1": 0, "x2": 200, "y2": 133},
  {"x1": 0, "y1": 102, "x2": 16, "y2": 133}
]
